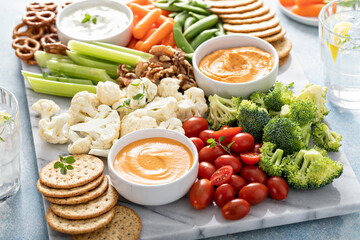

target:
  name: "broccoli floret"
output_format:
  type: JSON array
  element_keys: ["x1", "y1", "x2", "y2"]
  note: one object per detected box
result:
[
  {"x1": 207, "y1": 94, "x2": 242, "y2": 130},
  {"x1": 264, "y1": 82, "x2": 295, "y2": 112},
  {"x1": 295, "y1": 84, "x2": 329, "y2": 122},
  {"x1": 259, "y1": 142, "x2": 285, "y2": 177},
  {"x1": 263, "y1": 118, "x2": 305, "y2": 155},
  {"x1": 237, "y1": 100, "x2": 270, "y2": 143},
  {"x1": 312, "y1": 122, "x2": 342, "y2": 152},
  {"x1": 249, "y1": 91, "x2": 266, "y2": 109},
  {"x1": 283, "y1": 147, "x2": 343, "y2": 189}
]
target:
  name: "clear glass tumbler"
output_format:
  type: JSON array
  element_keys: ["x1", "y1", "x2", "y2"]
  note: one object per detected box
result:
[
  {"x1": 319, "y1": 0, "x2": 360, "y2": 109},
  {"x1": 0, "y1": 87, "x2": 21, "y2": 202}
]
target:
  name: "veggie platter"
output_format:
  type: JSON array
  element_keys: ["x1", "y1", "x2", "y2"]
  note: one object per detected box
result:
[{"x1": 12, "y1": 0, "x2": 360, "y2": 239}]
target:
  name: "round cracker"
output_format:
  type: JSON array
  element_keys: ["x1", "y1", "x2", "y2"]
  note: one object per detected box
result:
[
  {"x1": 72, "y1": 205, "x2": 142, "y2": 240},
  {"x1": 271, "y1": 37, "x2": 292, "y2": 58},
  {"x1": 222, "y1": 9, "x2": 275, "y2": 24},
  {"x1": 219, "y1": 5, "x2": 270, "y2": 19},
  {"x1": 279, "y1": 54, "x2": 290, "y2": 67},
  {"x1": 39, "y1": 154, "x2": 104, "y2": 189},
  {"x1": 37, "y1": 174, "x2": 104, "y2": 198},
  {"x1": 210, "y1": 0, "x2": 263, "y2": 14},
  {"x1": 45, "y1": 176, "x2": 108, "y2": 205},
  {"x1": 206, "y1": 0, "x2": 257, "y2": 8},
  {"x1": 227, "y1": 24, "x2": 282, "y2": 38},
  {"x1": 46, "y1": 207, "x2": 115, "y2": 235},
  {"x1": 261, "y1": 27, "x2": 287, "y2": 43},
  {"x1": 50, "y1": 185, "x2": 118, "y2": 220},
  {"x1": 223, "y1": 17, "x2": 280, "y2": 33}
]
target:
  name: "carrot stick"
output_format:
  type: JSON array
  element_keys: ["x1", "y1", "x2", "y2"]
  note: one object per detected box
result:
[
  {"x1": 133, "y1": 8, "x2": 161, "y2": 39},
  {"x1": 168, "y1": 32, "x2": 176, "y2": 48},
  {"x1": 161, "y1": 32, "x2": 175, "y2": 47},
  {"x1": 141, "y1": 28, "x2": 157, "y2": 41},
  {"x1": 129, "y1": 0, "x2": 152, "y2": 5},
  {"x1": 161, "y1": 9, "x2": 172, "y2": 17},
  {"x1": 141, "y1": 20, "x2": 174, "y2": 52},
  {"x1": 143, "y1": 4, "x2": 156, "y2": 10},
  {"x1": 129, "y1": 3, "x2": 168, "y2": 25},
  {"x1": 128, "y1": 37, "x2": 138, "y2": 49},
  {"x1": 295, "y1": 0, "x2": 325, "y2": 6},
  {"x1": 280, "y1": 0, "x2": 295, "y2": 7},
  {"x1": 291, "y1": 3, "x2": 325, "y2": 17},
  {"x1": 134, "y1": 41, "x2": 144, "y2": 51},
  {"x1": 133, "y1": 14, "x2": 141, "y2": 27}
]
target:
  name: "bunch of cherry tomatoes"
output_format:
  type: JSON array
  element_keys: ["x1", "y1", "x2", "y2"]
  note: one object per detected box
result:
[{"x1": 183, "y1": 117, "x2": 289, "y2": 220}]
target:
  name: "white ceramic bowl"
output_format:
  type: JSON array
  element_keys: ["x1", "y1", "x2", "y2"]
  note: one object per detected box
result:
[
  {"x1": 56, "y1": 0, "x2": 133, "y2": 45},
  {"x1": 108, "y1": 129, "x2": 199, "y2": 206},
  {"x1": 193, "y1": 34, "x2": 279, "y2": 99}
]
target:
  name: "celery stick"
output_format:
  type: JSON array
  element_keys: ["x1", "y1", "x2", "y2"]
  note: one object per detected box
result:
[
  {"x1": 90, "y1": 41, "x2": 152, "y2": 61},
  {"x1": 68, "y1": 40, "x2": 141, "y2": 66},
  {"x1": 22, "y1": 71, "x2": 94, "y2": 85},
  {"x1": 34, "y1": 51, "x2": 72, "y2": 68},
  {"x1": 66, "y1": 51, "x2": 119, "y2": 79},
  {"x1": 47, "y1": 60, "x2": 117, "y2": 84},
  {"x1": 26, "y1": 77, "x2": 96, "y2": 97}
]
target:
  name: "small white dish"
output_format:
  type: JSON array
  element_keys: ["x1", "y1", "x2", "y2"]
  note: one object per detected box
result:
[{"x1": 277, "y1": 1, "x2": 318, "y2": 27}]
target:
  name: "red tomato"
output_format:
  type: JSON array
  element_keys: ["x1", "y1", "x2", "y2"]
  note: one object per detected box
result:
[
  {"x1": 228, "y1": 175, "x2": 247, "y2": 193},
  {"x1": 210, "y1": 165, "x2": 233, "y2": 186},
  {"x1": 183, "y1": 117, "x2": 208, "y2": 138},
  {"x1": 240, "y1": 152, "x2": 261, "y2": 165},
  {"x1": 238, "y1": 183, "x2": 268, "y2": 205},
  {"x1": 189, "y1": 179, "x2": 214, "y2": 210},
  {"x1": 250, "y1": 143, "x2": 263, "y2": 154},
  {"x1": 198, "y1": 162, "x2": 216, "y2": 180},
  {"x1": 198, "y1": 145, "x2": 226, "y2": 163},
  {"x1": 214, "y1": 155, "x2": 242, "y2": 174},
  {"x1": 220, "y1": 125, "x2": 231, "y2": 130},
  {"x1": 190, "y1": 137, "x2": 204, "y2": 152},
  {"x1": 214, "y1": 183, "x2": 235, "y2": 207},
  {"x1": 199, "y1": 130, "x2": 215, "y2": 145},
  {"x1": 212, "y1": 127, "x2": 242, "y2": 145},
  {"x1": 240, "y1": 165, "x2": 267, "y2": 184},
  {"x1": 230, "y1": 133, "x2": 255, "y2": 153},
  {"x1": 221, "y1": 198, "x2": 250, "y2": 220},
  {"x1": 266, "y1": 176, "x2": 289, "y2": 200}
]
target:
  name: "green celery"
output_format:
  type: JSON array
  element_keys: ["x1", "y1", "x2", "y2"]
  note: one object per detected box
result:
[
  {"x1": 34, "y1": 51, "x2": 72, "y2": 68},
  {"x1": 22, "y1": 71, "x2": 94, "y2": 85}
]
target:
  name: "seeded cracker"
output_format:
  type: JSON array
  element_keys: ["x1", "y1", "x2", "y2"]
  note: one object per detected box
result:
[
  {"x1": 223, "y1": 9, "x2": 275, "y2": 24},
  {"x1": 219, "y1": 5, "x2": 270, "y2": 19},
  {"x1": 270, "y1": 37, "x2": 292, "y2": 58},
  {"x1": 227, "y1": 25, "x2": 282, "y2": 38},
  {"x1": 210, "y1": 0, "x2": 263, "y2": 14},
  {"x1": 223, "y1": 17, "x2": 280, "y2": 33},
  {"x1": 279, "y1": 55, "x2": 290, "y2": 67},
  {"x1": 206, "y1": 0, "x2": 257, "y2": 8},
  {"x1": 261, "y1": 28, "x2": 287, "y2": 43}
]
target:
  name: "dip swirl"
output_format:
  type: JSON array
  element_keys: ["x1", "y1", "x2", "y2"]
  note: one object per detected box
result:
[{"x1": 199, "y1": 47, "x2": 274, "y2": 83}]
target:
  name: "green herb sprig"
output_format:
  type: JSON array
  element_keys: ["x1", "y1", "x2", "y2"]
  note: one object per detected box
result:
[
  {"x1": 54, "y1": 155, "x2": 76, "y2": 175},
  {"x1": 116, "y1": 98, "x2": 131, "y2": 110},
  {"x1": 82, "y1": 14, "x2": 97, "y2": 24},
  {"x1": 207, "y1": 136, "x2": 234, "y2": 154}
]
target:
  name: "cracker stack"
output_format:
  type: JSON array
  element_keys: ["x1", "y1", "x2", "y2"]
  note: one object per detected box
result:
[{"x1": 206, "y1": 0, "x2": 292, "y2": 66}]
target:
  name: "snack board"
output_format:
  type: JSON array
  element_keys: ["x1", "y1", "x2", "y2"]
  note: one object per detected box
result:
[{"x1": 23, "y1": 53, "x2": 360, "y2": 240}]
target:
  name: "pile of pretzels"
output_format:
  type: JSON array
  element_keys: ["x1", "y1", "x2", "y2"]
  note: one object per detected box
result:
[{"x1": 12, "y1": 2, "x2": 71, "y2": 65}]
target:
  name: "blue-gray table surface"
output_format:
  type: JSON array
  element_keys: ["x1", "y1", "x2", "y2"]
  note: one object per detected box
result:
[{"x1": 0, "y1": 1, "x2": 359, "y2": 240}]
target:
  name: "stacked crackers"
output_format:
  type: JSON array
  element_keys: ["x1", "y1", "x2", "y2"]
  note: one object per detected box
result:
[
  {"x1": 206, "y1": 0, "x2": 292, "y2": 66},
  {"x1": 37, "y1": 154, "x2": 142, "y2": 239}
]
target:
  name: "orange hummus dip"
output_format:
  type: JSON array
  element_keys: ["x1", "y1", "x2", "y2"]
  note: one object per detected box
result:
[
  {"x1": 113, "y1": 138, "x2": 193, "y2": 185},
  {"x1": 199, "y1": 47, "x2": 274, "y2": 83}
]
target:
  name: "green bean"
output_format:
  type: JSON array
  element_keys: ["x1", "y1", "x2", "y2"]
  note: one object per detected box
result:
[
  {"x1": 174, "y1": 11, "x2": 189, "y2": 27},
  {"x1": 153, "y1": 2, "x2": 182, "y2": 11},
  {"x1": 173, "y1": 22, "x2": 194, "y2": 53},
  {"x1": 189, "y1": 11, "x2": 206, "y2": 20},
  {"x1": 184, "y1": 17, "x2": 197, "y2": 31},
  {"x1": 174, "y1": 3, "x2": 211, "y2": 15},
  {"x1": 190, "y1": 29, "x2": 217, "y2": 49},
  {"x1": 184, "y1": 14, "x2": 218, "y2": 39}
]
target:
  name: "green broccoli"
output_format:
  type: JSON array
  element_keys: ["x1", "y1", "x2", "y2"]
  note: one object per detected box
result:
[
  {"x1": 283, "y1": 147, "x2": 343, "y2": 189},
  {"x1": 207, "y1": 94, "x2": 242, "y2": 130},
  {"x1": 249, "y1": 91, "x2": 266, "y2": 109},
  {"x1": 263, "y1": 118, "x2": 305, "y2": 155},
  {"x1": 312, "y1": 122, "x2": 342, "y2": 152},
  {"x1": 259, "y1": 142, "x2": 285, "y2": 177},
  {"x1": 264, "y1": 82, "x2": 295, "y2": 112},
  {"x1": 237, "y1": 100, "x2": 271, "y2": 143}
]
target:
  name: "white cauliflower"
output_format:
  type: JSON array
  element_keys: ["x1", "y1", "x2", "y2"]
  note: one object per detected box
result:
[
  {"x1": 112, "y1": 98, "x2": 133, "y2": 119},
  {"x1": 144, "y1": 97, "x2": 178, "y2": 123},
  {"x1": 177, "y1": 87, "x2": 208, "y2": 122},
  {"x1": 158, "y1": 118, "x2": 185, "y2": 135},
  {"x1": 127, "y1": 78, "x2": 157, "y2": 109},
  {"x1": 68, "y1": 91, "x2": 100, "y2": 125},
  {"x1": 67, "y1": 130, "x2": 91, "y2": 155},
  {"x1": 31, "y1": 99, "x2": 60, "y2": 120},
  {"x1": 38, "y1": 113, "x2": 69, "y2": 144},
  {"x1": 120, "y1": 109, "x2": 158, "y2": 137},
  {"x1": 157, "y1": 78, "x2": 182, "y2": 101},
  {"x1": 96, "y1": 81, "x2": 126, "y2": 106}
]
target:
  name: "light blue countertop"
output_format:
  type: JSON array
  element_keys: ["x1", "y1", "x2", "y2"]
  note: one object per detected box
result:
[{"x1": 0, "y1": 1, "x2": 359, "y2": 240}]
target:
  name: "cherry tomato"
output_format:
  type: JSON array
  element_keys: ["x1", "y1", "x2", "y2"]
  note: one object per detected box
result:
[
  {"x1": 238, "y1": 183, "x2": 268, "y2": 205},
  {"x1": 250, "y1": 143, "x2": 263, "y2": 154},
  {"x1": 210, "y1": 165, "x2": 233, "y2": 186},
  {"x1": 212, "y1": 127, "x2": 242, "y2": 145},
  {"x1": 183, "y1": 117, "x2": 208, "y2": 138},
  {"x1": 240, "y1": 152, "x2": 261, "y2": 165},
  {"x1": 198, "y1": 162, "x2": 216, "y2": 180},
  {"x1": 199, "y1": 130, "x2": 215, "y2": 145},
  {"x1": 190, "y1": 137, "x2": 204, "y2": 152},
  {"x1": 240, "y1": 165, "x2": 267, "y2": 184},
  {"x1": 228, "y1": 175, "x2": 247, "y2": 193},
  {"x1": 220, "y1": 125, "x2": 231, "y2": 130},
  {"x1": 221, "y1": 198, "x2": 250, "y2": 220},
  {"x1": 230, "y1": 133, "x2": 255, "y2": 153},
  {"x1": 189, "y1": 179, "x2": 214, "y2": 210},
  {"x1": 214, "y1": 155, "x2": 242, "y2": 174},
  {"x1": 266, "y1": 176, "x2": 289, "y2": 200},
  {"x1": 214, "y1": 183, "x2": 235, "y2": 207},
  {"x1": 198, "y1": 145, "x2": 226, "y2": 163}
]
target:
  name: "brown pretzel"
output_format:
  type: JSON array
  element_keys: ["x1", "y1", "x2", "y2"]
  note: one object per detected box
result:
[
  {"x1": 62, "y1": 2, "x2": 72, "y2": 9},
  {"x1": 27, "y1": 2, "x2": 57, "y2": 12},
  {"x1": 12, "y1": 38, "x2": 40, "y2": 60},
  {"x1": 12, "y1": 22, "x2": 44, "y2": 40},
  {"x1": 25, "y1": 58, "x2": 37, "y2": 65},
  {"x1": 44, "y1": 24, "x2": 57, "y2": 34},
  {"x1": 40, "y1": 33, "x2": 67, "y2": 55},
  {"x1": 23, "y1": 11, "x2": 55, "y2": 27}
]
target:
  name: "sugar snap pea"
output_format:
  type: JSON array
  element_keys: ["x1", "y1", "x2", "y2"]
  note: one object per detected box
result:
[
  {"x1": 173, "y1": 22, "x2": 194, "y2": 53},
  {"x1": 215, "y1": 22, "x2": 225, "y2": 36},
  {"x1": 189, "y1": 11, "x2": 206, "y2": 20},
  {"x1": 191, "y1": 0, "x2": 210, "y2": 9},
  {"x1": 184, "y1": 14, "x2": 218, "y2": 39},
  {"x1": 153, "y1": 2, "x2": 182, "y2": 11},
  {"x1": 190, "y1": 28, "x2": 218, "y2": 49},
  {"x1": 185, "y1": 53, "x2": 193, "y2": 64},
  {"x1": 184, "y1": 17, "x2": 197, "y2": 31},
  {"x1": 174, "y1": 11, "x2": 189, "y2": 27},
  {"x1": 174, "y1": 3, "x2": 211, "y2": 15},
  {"x1": 168, "y1": 12, "x2": 179, "y2": 18}
]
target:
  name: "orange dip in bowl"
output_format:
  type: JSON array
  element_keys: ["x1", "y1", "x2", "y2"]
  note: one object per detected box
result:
[
  {"x1": 199, "y1": 46, "x2": 274, "y2": 83},
  {"x1": 113, "y1": 137, "x2": 193, "y2": 185}
]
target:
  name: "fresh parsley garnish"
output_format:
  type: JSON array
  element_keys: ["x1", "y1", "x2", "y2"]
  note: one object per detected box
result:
[
  {"x1": 116, "y1": 98, "x2": 131, "y2": 110},
  {"x1": 42, "y1": 72, "x2": 48, "y2": 78},
  {"x1": 130, "y1": 83, "x2": 140, "y2": 86},
  {"x1": 54, "y1": 155, "x2": 76, "y2": 175},
  {"x1": 92, "y1": 17, "x2": 97, "y2": 24},
  {"x1": 207, "y1": 137, "x2": 233, "y2": 154},
  {"x1": 133, "y1": 93, "x2": 144, "y2": 101},
  {"x1": 82, "y1": 13, "x2": 91, "y2": 23}
]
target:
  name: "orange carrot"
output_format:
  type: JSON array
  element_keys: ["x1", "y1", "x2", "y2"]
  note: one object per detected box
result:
[
  {"x1": 161, "y1": 32, "x2": 175, "y2": 47},
  {"x1": 291, "y1": 3, "x2": 325, "y2": 17},
  {"x1": 128, "y1": 0, "x2": 152, "y2": 5},
  {"x1": 129, "y1": 3, "x2": 168, "y2": 25},
  {"x1": 143, "y1": 4, "x2": 156, "y2": 10},
  {"x1": 161, "y1": 9, "x2": 172, "y2": 17},
  {"x1": 141, "y1": 28, "x2": 157, "y2": 41},
  {"x1": 280, "y1": 0, "x2": 295, "y2": 7},
  {"x1": 295, "y1": 0, "x2": 325, "y2": 6},
  {"x1": 133, "y1": 14, "x2": 141, "y2": 27},
  {"x1": 128, "y1": 37, "x2": 138, "y2": 49},
  {"x1": 134, "y1": 41, "x2": 144, "y2": 51},
  {"x1": 133, "y1": 8, "x2": 161, "y2": 39},
  {"x1": 141, "y1": 20, "x2": 174, "y2": 52},
  {"x1": 168, "y1": 32, "x2": 176, "y2": 48}
]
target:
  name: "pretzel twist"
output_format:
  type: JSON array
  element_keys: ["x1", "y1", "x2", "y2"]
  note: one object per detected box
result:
[
  {"x1": 13, "y1": 22, "x2": 44, "y2": 39},
  {"x1": 26, "y1": 2, "x2": 57, "y2": 12},
  {"x1": 12, "y1": 38, "x2": 40, "y2": 61},
  {"x1": 41, "y1": 33, "x2": 67, "y2": 55},
  {"x1": 23, "y1": 11, "x2": 55, "y2": 27}
]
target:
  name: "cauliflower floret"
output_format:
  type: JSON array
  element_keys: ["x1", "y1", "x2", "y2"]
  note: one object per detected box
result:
[
  {"x1": 144, "y1": 97, "x2": 178, "y2": 123},
  {"x1": 177, "y1": 87, "x2": 208, "y2": 122},
  {"x1": 112, "y1": 98, "x2": 133, "y2": 119},
  {"x1": 67, "y1": 130, "x2": 91, "y2": 154},
  {"x1": 68, "y1": 91, "x2": 100, "y2": 125},
  {"x1": 31, "y1": 99, "x2": 60, "y2": 120},
  {"x1": 157, "y1": 78, "x2": 182, "y2": 101},
  {"x1": 89, "y1": 149, "x2": 110, "y2": 158},
  {"x1": 38, "y1": 113, "x2": 69, "y2": 144},
  {"x1": 120, "y1": 109, "x2": 158, "y2": 137},
  {"x1": 126, "y1": 78, "x2": 158, "y2": 108},
  {"x1": 158, "y1": 118, "x2": 185, "y2": 135},
  {"x1": 96, "y1": 81, "x2": 126, "y2": 106}
]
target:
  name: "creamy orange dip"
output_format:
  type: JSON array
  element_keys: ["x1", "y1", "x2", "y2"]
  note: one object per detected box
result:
[
  {"x1": 199, "y1": 47, "x2": 274, "y2": 83},
  {"x1": 113, "y1": 138, "x2": 193, "y2": 185}
]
